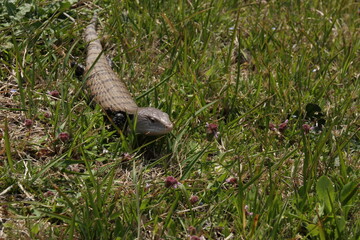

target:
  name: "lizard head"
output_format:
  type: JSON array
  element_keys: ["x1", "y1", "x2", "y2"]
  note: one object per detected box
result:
[{"x1": 136, "y1": 107, "x2": 173, "y2": 135}]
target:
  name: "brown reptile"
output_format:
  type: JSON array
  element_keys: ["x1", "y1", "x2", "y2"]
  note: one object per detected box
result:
[{"x1": 85, "y1": 15, "x2": 173, "y2": 135}]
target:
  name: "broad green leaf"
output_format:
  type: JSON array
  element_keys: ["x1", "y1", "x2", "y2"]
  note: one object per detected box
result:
[
  {"x1": 336, "y1": 216, "x2": 346, "y2": 233},
  {"x1": 307, "y1": 223, "x2": 319, "y2": 237},
  {"x1": 340, "y1": 181, "x2": 358, "y2": 206},
  {"x1": 59, "y1": 1, "x2": 71, "y2": 12},
  {"x1": 31, "y1": 223, "x2": 40, "y2": 235},
  {"x1": 316, "y1": 175, "x2": 335, "y2": 213}
]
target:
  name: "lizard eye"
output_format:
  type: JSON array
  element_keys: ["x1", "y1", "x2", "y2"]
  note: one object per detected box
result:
[{"x1": 148, "y1": 117, "x2": 156, "y2": 123}]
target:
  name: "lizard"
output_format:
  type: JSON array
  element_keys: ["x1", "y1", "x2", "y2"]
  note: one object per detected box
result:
[{"x1": 84, "y1": 14, "x2": 173, "y2": 135}]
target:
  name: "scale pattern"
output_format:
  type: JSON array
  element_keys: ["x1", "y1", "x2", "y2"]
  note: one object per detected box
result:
[{"x1": 85, "y1": 15, "x2": 138, "y2": 114}]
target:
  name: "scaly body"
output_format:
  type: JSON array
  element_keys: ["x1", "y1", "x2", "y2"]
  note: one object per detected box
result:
[{"x1": 85, "y1": 15, "x2": 173, "y2": 135}]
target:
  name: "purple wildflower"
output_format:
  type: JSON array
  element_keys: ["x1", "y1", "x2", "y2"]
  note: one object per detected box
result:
[
  {"x1": 24, "y1": 119, "x2": 33, "y2": 128},
  {"x1": 58, "y1": 132, "x2": 70, "y2": 142},
  {"x1": 226, "y1": 177, "x2": 238, "y2": 185},
  {"x1": 278, "y1": 119, "x2": 288, "y2": 133},
  {"x1": 244, "y1": 205, "x2": 253, "y2": 216},
  {"x1": 44, "y1": 112, "x2": 51, "y2": 118},
  {"x1": 206, "y1": 123, "x2": 220, "y2": 138},
  {"x1": 269, "y1": 123, "x2": 276, "y2": 131},
  {"x1": 302, "y1": 124, "x2": 311, "y2": 134},
  {"x1": 49, "y1": 90, "x2": 60, "y2": 98},
  {"x1": 165, "y1": 176, "x2": 179, "y2": 188},
  {"x1": 189, "y1": 195, "x2": 199, "y2": 204}
]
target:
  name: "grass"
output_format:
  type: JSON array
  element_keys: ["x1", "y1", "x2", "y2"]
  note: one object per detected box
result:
[{"x1": 0, "y1": 0, "x2": 359, "y2": 239}]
